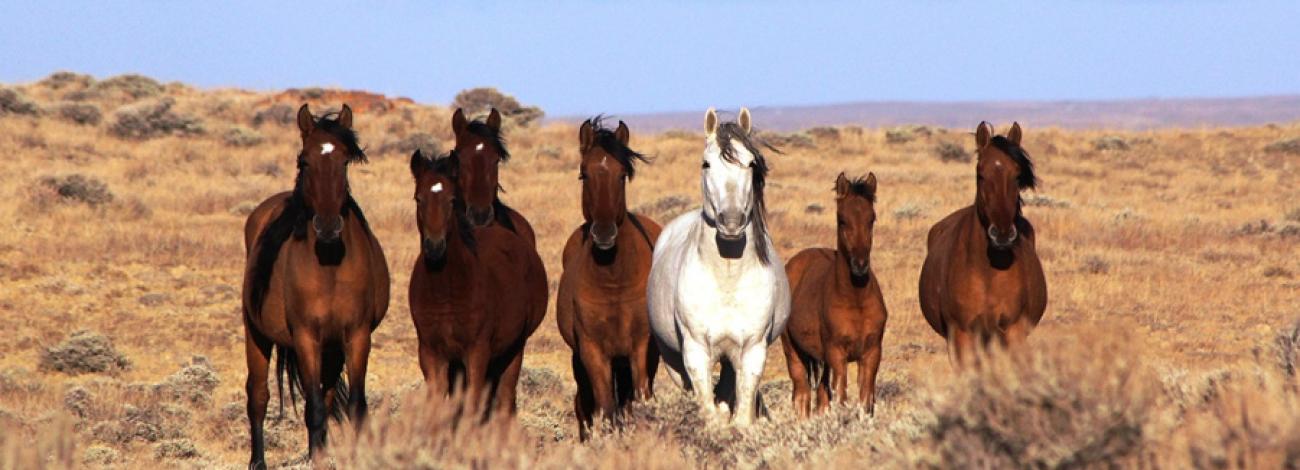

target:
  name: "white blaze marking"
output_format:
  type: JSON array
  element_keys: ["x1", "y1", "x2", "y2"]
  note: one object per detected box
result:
[
  {"x1": 321, "y1": 143, "x2": 335, "y2": 155},
  {"x1": 430, "y1": 183, "x2": 443, "y2": 193},
  {"x1": 475, "y1": 143, "x2": 485, "y2": 152}
]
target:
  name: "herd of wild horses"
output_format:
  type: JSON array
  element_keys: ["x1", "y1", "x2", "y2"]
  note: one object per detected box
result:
[{"x1": 239, "y1": 103, "x2": 1047, "y2": 467}]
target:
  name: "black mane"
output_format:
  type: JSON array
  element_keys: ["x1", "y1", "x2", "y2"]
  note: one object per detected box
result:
[
  {"x1": 466, "y1": 119, "x2": 510, "y2": 161},
  {"x1": 989, "y1": 135, "x2": 1037, "y2": 189},
  {"x1": 714, "y1": 121, "x2": 778, "y2": 265},
  {"x1": 587, "y1": 116, "x2": 650, "y2": 179},
  {"x1": 248, "y1": 113, "x2": 370, "y2": 315},
  {"x1": 841, "y1": 177, "x2": 876, "y2": 203}
]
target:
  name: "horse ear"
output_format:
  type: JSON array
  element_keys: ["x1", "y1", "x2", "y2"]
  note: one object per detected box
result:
[
  {"x1": 835, "y1": 172, "x2": 850, "y2": 198},
  {"x1": 337, "y1": 104, "x2": 353, "y2": 129},
  {"x1": 452, "y1": 108, "x2": 468, "y2": 137},
  {"x1": 615, "y1": 120, "x2": 630, "y2": 145},
  {"x1": 409, "y1": 150, "x2": 426, "y2": 178},
  {"x1": 975, "y1": 121, "x2": 994, "y2": 149},
  {"x1": 297, "y1": 104, "x2": 315, "y2": 138},
  {"x1": 579, "y1": 119, "x2": 595, "y2": 151},
  {"x1": 738, "y1": 107, "x2": 752, "y2": 134},
  {"x1": 1007, "y1": 122, "x2": 1023, "y2": 146},
  {"x1": 486, "y1": 108, "x2": 502, "y2": 131},
  {"x1": 704, "y1": 108, "x2": 718, "y2": 136},
  {"x1": 865, "y1": 172, "x2": 877, "y2": 194}
]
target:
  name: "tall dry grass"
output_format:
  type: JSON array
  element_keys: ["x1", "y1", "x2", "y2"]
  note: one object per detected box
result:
[{"x1": 0, "y1": 72, "x2": 1297, "y2": 468}]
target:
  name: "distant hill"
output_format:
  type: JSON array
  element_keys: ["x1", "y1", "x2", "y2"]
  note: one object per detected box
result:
[{"x1": 559, "y1": 96, "x2": 1300, "y2": 132}]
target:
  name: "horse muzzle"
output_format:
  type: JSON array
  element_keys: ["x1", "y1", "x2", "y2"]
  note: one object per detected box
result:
[
  {"x1": 716, "y1": 211, "x2": 747, "y2": 240},
  {"x1": 313, "y1": 215, "x2": 343, "y2": 243},
  {"x1": 590, "y1": 223, "x2": 618, "y2": 251},
  {"x1": 422, "y1": 237, "x2": 447, "y2": 261},
  {"x1": 850, "y1": 257, "x2": 871, "y2": 277},
  {"x1": 987, "y1": 224, "x2": 1018, "y2": 250}
]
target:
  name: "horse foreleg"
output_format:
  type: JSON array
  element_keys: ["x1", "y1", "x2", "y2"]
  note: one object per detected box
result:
[
  {"x1": 571, "y1": 352, "x2": 596, "y2": 441},
  {"x1": 292, "y1": 334, "x2": 327, "y2": 459},
  {"x1": 631, "y1": 335, "x2": 657, "y2": 402},
  {"x1": 781, "y1": 336, "x2": 812, "y2": 418},
  {"x1": 464, "y1": 346, "x2": 490, "y2": 418},
  {"x1": 493, "y1": 341, "x2": 525, "y2": 416},
  {"x1": 418, "y1": 342, "x2": 450, "y2": 398},
  {"x1": 858, "y1": 339, "x2": 883, "y2": 415},
  {"x1": 948, "y1": 328, "x2": 976, "y2": 369},
  {"x1": 732, "y1": 344, "x2": 768, "y2": 426},
  {"x1": 344, "y1": 330, "x2": 372, "y2": 428},
  {"x1": 681, "y1": 339, "x2": 717, "y2": 418},
  {"x1": 243, "y1": 323, "x2": 273, "y2": 470},
  {"x1": 827, "y1": 346, "x2": 849, "y2": 407},
  {"x1": 578, "y1": 339, "x2": 617, "y2": 424}
]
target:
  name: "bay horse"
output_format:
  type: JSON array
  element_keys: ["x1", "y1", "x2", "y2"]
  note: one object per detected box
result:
[
  {"x1": 408, "y1": 150, "x2": 548, "y2": 416},
  {"x1": 449, "y1": 108, "x2": 536, "y2": 246},
  {"x1": 918, "y1": 121, "x2": 1047, "y2": 365},
  {"x1": 782, "y1": 172, "x2": 888, "y2": 417},
  {"x1": 556, "y1": 117, "x2": 661, "y2": 439},
  {"x1": 648, "y1": 108, "x2": 790, "y2": 425},
  {"x1": 240, "y1": 104, "x2": 389, "y2": 468}
]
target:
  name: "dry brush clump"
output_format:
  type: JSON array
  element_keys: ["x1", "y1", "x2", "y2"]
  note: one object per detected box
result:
[
  {"x1": 452, "y1": 87, "x2": 544, "y2": 127},
  {"x1": 0, "y1": 87, "x2": 42, "y2": 116},
  {"x1": 108, "y1": 97, "x2": 204, "y2": 140},
  {"x1": 905, "y1": 334, "x2": 1166, "y2": 468},
  {"x1": 39, "y1": 331, "x2": 132, "y2": 376}
]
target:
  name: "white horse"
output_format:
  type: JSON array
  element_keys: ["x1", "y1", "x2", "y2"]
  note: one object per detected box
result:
[{"x1": 647, "y1": 107, "x2": 790, "y2": 425}]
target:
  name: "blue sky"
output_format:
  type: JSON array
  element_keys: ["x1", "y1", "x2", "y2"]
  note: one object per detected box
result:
[{"x1": 2, "y1": 1, "x2": 1296, "y2": 116}]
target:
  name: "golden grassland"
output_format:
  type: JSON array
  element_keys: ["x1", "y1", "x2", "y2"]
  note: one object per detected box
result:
[{"x1": 1, "y1": 74, "x2": 1298, "y2": 468}]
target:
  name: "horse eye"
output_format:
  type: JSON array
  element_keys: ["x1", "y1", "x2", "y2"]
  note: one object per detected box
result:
[
  {"x1": 702, "y1": 161, "x2": 710, "y2": 169},
  {"x1": 578, "y1": 173, "x2": 587, "y2": 180}
]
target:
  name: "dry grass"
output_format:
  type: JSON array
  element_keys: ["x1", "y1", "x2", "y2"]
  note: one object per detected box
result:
[{"x1": 1, "y1": 72, "x2": 1298, "y2": 468}]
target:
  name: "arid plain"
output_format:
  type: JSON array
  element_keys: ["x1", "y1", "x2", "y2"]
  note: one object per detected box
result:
[{"x1": 1, "y1": 73, "x2": 1297, "y2": 468}]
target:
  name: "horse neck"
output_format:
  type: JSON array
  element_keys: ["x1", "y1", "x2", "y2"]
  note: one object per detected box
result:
[
  {"x1": 960, "y1": 207, "x2": 1021, "y2": 267},
  {"x1": 692, "y1": 213, "x2": 761, "y2": 270},
  {"x1": 584, "y1": 217, "x2": 650, "y2": 283}
]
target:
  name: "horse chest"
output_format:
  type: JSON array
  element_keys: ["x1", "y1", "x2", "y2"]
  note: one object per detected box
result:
[
  {"x1": 677, "y1": 259, "x2": 774, "y2": 342},
  {"x1": 949, "y1": 267, "x2": 1026, "y2": 327}
]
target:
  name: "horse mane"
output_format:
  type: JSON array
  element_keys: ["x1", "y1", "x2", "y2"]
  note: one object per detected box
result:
[
  {"x1": 587, "y1": 115, "x2": 650, "y2": 179},
  {"x1": 714, "y1": 121, "x2": 778, "y2": 265},
  {"x1": 466, "y1": 119, "x2": 510, "y2": 161},
  {"x1": 248, "y1": 113, "x2": 371, "y2": 315},
  {"x1": 840, "y1": 177, "x2": 876, "y2": 203},
  {"x1": 988, "y1": 135, "x2": 1037, "y2": 189}
]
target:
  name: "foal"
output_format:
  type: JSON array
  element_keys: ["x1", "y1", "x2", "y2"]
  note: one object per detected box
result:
[
  {"x1": 782, "y1": 173, "x2": 887, "y2": 416},
  {"x1": 556, "y1": 118, "x2": 661, "y2": 439},
  {"x1": 408, "y1": 150, "x2": 548, "y2": 415}
]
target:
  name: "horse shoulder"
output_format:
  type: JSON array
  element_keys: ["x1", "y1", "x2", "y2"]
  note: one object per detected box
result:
[
  {"x1": 243, "y1": 191, "x2": 292, "y2": 254},
  {"x1": 785, "y1": 248, "x2": 834, "y2": 350},
  {"x1": 555, "y1": 227, "x2": 586, "y2": 347},
  {"x1": 629, "y1": 212, "x2": 664, "y2": 245},
  {"x1": 559, "y1": 226, "x2": 586, "y2": 270},
  {"x1": 508, "y1": 207, "x2": 537, "y2": 247}
]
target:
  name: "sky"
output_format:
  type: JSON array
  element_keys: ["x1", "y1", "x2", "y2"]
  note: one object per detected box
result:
[{"x1": 2, "y1": 1, "x2": 1297, "y2": 116}]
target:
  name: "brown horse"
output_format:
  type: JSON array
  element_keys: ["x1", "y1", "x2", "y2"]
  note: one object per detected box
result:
[
  {"x1": 449, "y1": 108, "x2": 537, "y2": 246},
  {"x1": 240, "y1": 104, "x2": 389, "y2": 468},
  {"x1": 918, "y1": 121, "x2": 1047, "y2": 365},
  {"x1": 408, "y1": 150, "x2": 548, "y2": 416},
  {"x1": 556, "y1": 118, "x2": 661, "y2": 439},
  {"x1": 782, "y1": 172, "x2": 888, "y2": 417}
]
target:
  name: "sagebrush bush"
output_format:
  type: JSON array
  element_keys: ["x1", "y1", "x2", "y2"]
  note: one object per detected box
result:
[
  {"x1": 912, "y1": 336, "x2": 1164, "y2": 468},
  {"x1": 635, "y1": 195, "x2": 694, "y2": 222},
  {"x1": 251, "y1": 103, "x2": 296, "y2": 127},
  {"x1": 37, "y1": 174, "x2": 114, "y2": 206},
  {"x1": 109, "y1": 98, "x2": 204, "y2": 140},
  {"x1": 1264, "y1": 137, "x2": 1300, "y2": 155},
  {"x1": 1092, "y1": 135, "x2": 1131, "y2": 151},
  {"x1": 886, "y1": 125, "x2": 935, "y2": 144},
  {"x1": 88, "y1": 74, "x2": 164, "y2": 101},
  {"x1": 40, "y1": 330, "x2": 132, "y2": 375},
  {"x1": 760, "y1": 131, "x2": 814, "y2": 149},
  {"x1": 53, "y1": 102, "x2": 102, "y2": 126},
  {"x1": 452, "y1": 87, "x2": 545, "y2": 127},
  {"x1": 38, "y1": 71, "x2": 95, "y2": 91},
  {"x1": 933, "y1": 142, "x2": 968, "y2": 162},
  {"x1": 221, "y1": 126, "x2": 264, "y2": 147},
  {"x1": 0, "y1": 87, "x2": 42, "y2": 116},
  {"x1": 156, "y1": 356, "x2": 220, "y2": 405},
  {"x1": 377, "y1": 132, "x2": 441, "y2": 156}
]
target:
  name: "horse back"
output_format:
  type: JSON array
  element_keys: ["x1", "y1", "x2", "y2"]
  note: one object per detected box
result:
[{"x1": 241, "y1": 191, "x2": 293, "y2": 344}]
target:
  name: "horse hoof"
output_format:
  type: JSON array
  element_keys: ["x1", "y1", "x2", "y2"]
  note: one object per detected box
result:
[{"x1": 248, "y1": 461, "x2": 267, "y2": 470}]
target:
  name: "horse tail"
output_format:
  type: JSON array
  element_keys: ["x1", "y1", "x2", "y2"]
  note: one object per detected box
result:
[{"x1": 273, "y1": 345, "x2": 350, "y2": 421}]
